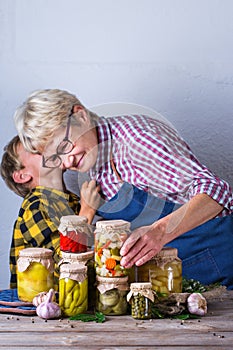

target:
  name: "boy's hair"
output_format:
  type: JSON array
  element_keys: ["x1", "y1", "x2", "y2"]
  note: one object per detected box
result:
[
  {"x1": 14, "y1": 89, "x2": 99, "y2": 154},
  {"x1": 0, "y1": 136, "x2": 31, "y2": 197}
]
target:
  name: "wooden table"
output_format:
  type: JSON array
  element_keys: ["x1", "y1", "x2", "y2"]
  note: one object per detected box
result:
[{"x1": 0, "y1": 291, "x2": 233, "y2": 349}]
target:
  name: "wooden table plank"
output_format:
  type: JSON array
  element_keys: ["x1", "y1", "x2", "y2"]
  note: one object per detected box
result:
[{"x1": 0, "y1": 291, "x2": 232, "y2": 349}]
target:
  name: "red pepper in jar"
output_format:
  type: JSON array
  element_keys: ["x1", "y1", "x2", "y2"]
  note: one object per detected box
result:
[{"x1": 58, "y1": 215, "x2": 91, "y2": 253}]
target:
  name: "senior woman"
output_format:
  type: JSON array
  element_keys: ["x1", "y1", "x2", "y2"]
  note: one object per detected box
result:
[{"x1": 14, "y1": 89, "x2": 233, "y2": 289}]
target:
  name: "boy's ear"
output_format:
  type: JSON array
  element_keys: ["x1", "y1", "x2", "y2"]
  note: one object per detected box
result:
[{"x1": 13, "y1": 170, "x2": 32, "y2": 184}]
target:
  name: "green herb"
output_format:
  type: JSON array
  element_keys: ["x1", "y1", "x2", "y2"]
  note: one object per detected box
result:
[
  {"x1": 69, "y1": 312, "x2": 106, "y2": 323},
  {"x1": 182, "y1": 277, "x2": 207, "y2": 293},
  {"x1": 172, "y1": 313, "x2": 200, "y2": 320}
]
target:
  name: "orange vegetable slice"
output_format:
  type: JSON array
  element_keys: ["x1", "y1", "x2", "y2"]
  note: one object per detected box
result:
[{"x1": 105, "y1": 258, "x2": 117, "y2": 270}]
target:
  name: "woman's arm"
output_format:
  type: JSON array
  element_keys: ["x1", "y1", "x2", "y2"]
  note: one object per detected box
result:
[{"x1": 120, "y1": 193, "x2": 223, "y2": 268}]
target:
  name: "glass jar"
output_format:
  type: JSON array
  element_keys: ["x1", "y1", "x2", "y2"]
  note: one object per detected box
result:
[
  {"x1": 138, "y1": 247, "x2": 182, "y2": 295},
  {"x1": 17, "y1": 247, "x2": 54, "y2": 302},
  {"x1": 96, "y1": 276, "x2": 129, "y2": 315},
  {"x1": 58, "y1": 215, "x2": 92, "y2": 253},
  {"x1": 59, "y1": 262, "x2": 88, "y2": 317},
  {"x1": 94, "y1": 219, "x2": 131, "y2": 277},
  {"x1": 59, "y1": 250, "x2": 95, "y2": 310},
  {"x1": 127, "y1": 282, "x2": 154, "y2": 319}
]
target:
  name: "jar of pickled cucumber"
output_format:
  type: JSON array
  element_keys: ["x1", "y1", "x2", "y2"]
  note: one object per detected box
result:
[
  {"x1": 138, "y1": 247, "x2": 182, "y2": 295},
  {"x1": 127, "y1": 282, "x2": 154, "y2": 319},
  {"x1": 59, "y1": 250, "x2": 95, "y2": 310},
  {"x1": 59, "y1": 262, "x2": 88, "y2": 317},
  {"x1": 94, "y1": 219, "x2": 131, "y2": 278},
  {"x1": 17, "y1": 248, "x2": 54, "y2": 302},
  {"x1": 96, "y1": 276, "x2": 129, "y2": 315},
  {"x1": 58, "y1": 215, "x2": 92, "y2": 253}
]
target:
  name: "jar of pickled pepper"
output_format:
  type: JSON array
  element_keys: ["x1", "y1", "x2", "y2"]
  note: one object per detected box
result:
[
  {"x1": 94, "y1": 220, "x2": 131, "y2": 278},
  {"x1": 17, "y1": 248, "x2": 54, "y2": 302},
  {"x1": 127, "y1": 282, "x2": 154, "y2": 319},
  {"x1": 58, "y1": 250, "x2": 95, "y2": 310},
  {"x1": 58, "y1": 215, "x2": 91, "y2": 253},
  {"x1": 59, "y1": 262, "x2": 88, "y2": 317},
  {"x1": 96, "y1": 276, "x2": 129, "y2": 315},
  {"x1": 138, "y1": 247, "x2": 182, "y2": 295}
]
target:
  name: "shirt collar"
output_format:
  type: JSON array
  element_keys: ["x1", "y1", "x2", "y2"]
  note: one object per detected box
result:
[
  {"x1": 90, "y1": 116, "x2": 113, "y2": 177},
  {"x1": 30, "y1": 186, "x2": 72, "y2": 201}
]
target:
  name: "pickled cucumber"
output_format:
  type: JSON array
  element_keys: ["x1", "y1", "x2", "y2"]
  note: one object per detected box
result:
[{"x1": 97, "y1": 289, "x2": 128, "y2": 315}]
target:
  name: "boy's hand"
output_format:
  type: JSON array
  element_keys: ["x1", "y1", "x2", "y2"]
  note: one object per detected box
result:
[{"x1": 79, "y1": 180, "x2": 101, "y2": 223}]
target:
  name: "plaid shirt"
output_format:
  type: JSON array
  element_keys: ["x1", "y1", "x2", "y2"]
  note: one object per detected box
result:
[
  {"x1": 10, "y1": 186, "x2": 80, "y2": 288},
  {"x1": 90, "y1": 115, "x2": 232, "y2": 215}
]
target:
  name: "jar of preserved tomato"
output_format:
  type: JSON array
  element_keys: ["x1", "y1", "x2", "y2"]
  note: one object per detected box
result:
[
  {"x1": 94, "y1": 219, "x2": 131, "y2": 278},
  {"x1": 59, "y1": 262, "x2": 88, "y2": 317},
  {"x1": 17, "y1": 247, "x2": 54, "y2": 302},
  {"x1": 138, "y1": 247, "x2": 182, "y2": 295},
  {"x1": 127, "y1": 282, "x2": 154, "y2": 319},
  {"x1": 96, "y1": 276, "x2": 129, "y2": 315},
  {"x1": 59, "y1": 250, "x2": 95, "y2": 310},
  {"x1": 58, "y1": 215, "x2": 91, "y2": 253}
]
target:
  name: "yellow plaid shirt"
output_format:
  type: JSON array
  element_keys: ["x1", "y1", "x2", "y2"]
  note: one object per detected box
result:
[{"x1": 10, "y1": 186, "x2": 80, "y2": 288}]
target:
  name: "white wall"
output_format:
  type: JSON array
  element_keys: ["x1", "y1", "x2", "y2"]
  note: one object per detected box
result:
[{"x1": 0, "y1": 0, "x2": 232, "y2": 289}]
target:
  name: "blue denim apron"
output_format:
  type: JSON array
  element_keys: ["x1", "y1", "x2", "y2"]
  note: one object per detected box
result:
[{"x1": 97, "y1": 182, "x2": 233, "y2": 289}]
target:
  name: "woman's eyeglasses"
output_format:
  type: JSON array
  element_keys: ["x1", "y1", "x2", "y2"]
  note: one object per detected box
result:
[{"x1": 42, "y1": 108, "x2": 74, "y2": 168}]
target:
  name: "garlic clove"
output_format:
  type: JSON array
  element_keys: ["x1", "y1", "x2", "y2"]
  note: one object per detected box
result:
[{"x1": 187, "y1": 292, "x2": 207, "y2": 316}]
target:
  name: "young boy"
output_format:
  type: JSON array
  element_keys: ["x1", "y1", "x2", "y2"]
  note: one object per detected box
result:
[{"x1": 0, "y1": 135, "x2": 100, "y2": 288}]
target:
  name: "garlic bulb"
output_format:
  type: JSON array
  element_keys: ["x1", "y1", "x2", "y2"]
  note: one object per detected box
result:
[
  {"x1": 36, "y1": 289, "x2": 61, "y2": 319},
  {"x1": 187, "y1": 293, "x2": 207, "y2": 316}
]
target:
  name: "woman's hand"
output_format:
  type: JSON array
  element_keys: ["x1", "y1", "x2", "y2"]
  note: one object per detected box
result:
[{"x1": 120, "y1": 223, "x2": 166, "y2": 268}]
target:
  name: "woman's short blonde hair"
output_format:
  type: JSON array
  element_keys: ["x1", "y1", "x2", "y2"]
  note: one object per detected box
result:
[{"x1": 14, "y1": 89, "x2": 98, "y2": 153}]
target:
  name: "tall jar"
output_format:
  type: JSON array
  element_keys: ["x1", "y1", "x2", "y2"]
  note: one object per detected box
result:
[
  {"x1": 59, "y1": 262, "x2": 88, "y2": 317},
  {"x1": 127, "y1": 282, "x2": 154, "y2": 320},
  {"x1": 17, "y1": 248, "x2": 54, "y2": 302},
  {"x1": 59, "y1": 250, "x2": 95, "y2": 310},
  {"x1": 138, "y1": 247, "x2": 182, "y2": 295},
  {"x1": 58, "y1": 215, "x2": 91, "y2": 253},
  {"x1": 94, "y1": 219, "x2": 131, "y2": 278},
  {"x1": 96, "y1": 276, "x2": 129, "y2": 315}
]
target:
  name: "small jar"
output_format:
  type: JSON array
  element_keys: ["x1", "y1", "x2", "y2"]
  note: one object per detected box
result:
[
  {"x1": 96, "y1": 276, "x2": 129, "y2": 315},
  {"x1": 17, "y1": 248, "x2": 54, "y2": 302},
  {"x1": 59, "y1": 262, "x2": 88, "y2": 317},
  {"x1": 127, "y1": 282, "x2": 154, "y2": 320},
  {"x1": 58, "y1": 215, "x2": 91, "y2": 253},
  {"x1": 138, "y1": 247, "x2": 182, "y2": 295},
  {"x1": 59, "y1": 250, "x2": 96, "y2": 310},
  {"x1": 94, "y1": 219, "x2": 131, "y2": 277}
]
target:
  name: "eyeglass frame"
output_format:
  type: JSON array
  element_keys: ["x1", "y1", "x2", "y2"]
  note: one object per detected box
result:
[{"x1": 42, "y1": 107, "x2": 74, "y2": 168}]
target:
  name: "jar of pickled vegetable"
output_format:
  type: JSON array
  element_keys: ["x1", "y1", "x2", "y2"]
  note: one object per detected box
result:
[
  {"x1": 138, "y1": 247, "x2": 182, "y2": 295},
  {"x1": 17, "y1": 248, "x2": 54, "y2": 302},
  {"x1": 59, "y1": 262, "x2": 88, "y2": 317},
  {"x1": 58, "y1": 215, "x2": 91, "y2": 253},
  {"x1": 127, "y1": 282, "x2": 154, "y2": 319},
  {"x1": 94, "y1": 219, "x2": 131, "y2": 277},
  {"x1": 96, "y1": 276, "x2": 129, "y2": 315},
  {"x1": 59, "y1": 250, "x2": 95, "y2": 310}
]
